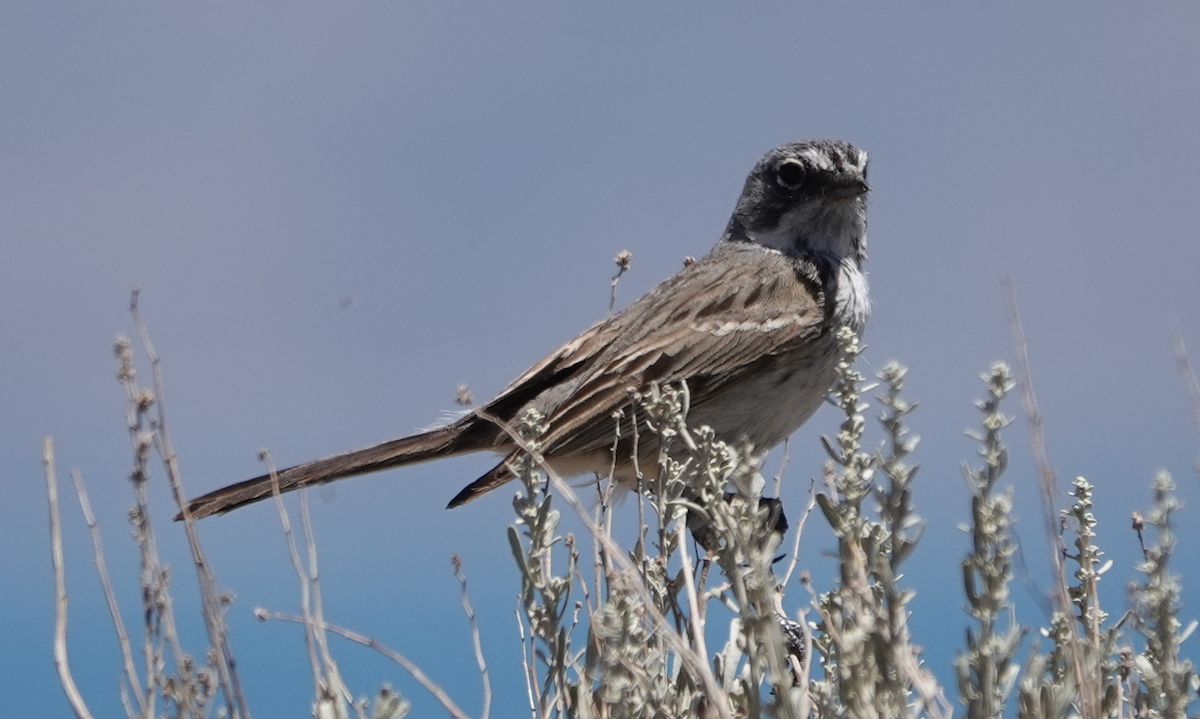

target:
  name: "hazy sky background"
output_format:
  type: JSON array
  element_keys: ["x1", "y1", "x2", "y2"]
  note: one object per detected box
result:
[{"x1": 4, "y1": 3, "x2": 1200, "y2": 716}]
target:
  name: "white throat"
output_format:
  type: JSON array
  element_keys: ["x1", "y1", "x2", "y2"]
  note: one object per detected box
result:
[
  {"x1": 836, "y1": 261, "x2": 871, "y2": 330},
  {"x1": 747, "y1": 202, "x2": 865, "y2": 260}
]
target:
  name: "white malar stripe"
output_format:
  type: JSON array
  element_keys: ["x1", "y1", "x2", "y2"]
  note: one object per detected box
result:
[{"x1": 835, "y1": 261, "x2": 870, "y2": 330}]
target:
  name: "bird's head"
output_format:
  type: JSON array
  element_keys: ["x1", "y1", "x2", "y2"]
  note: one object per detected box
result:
[{"x1": 726, "y1": 140, "x2": 869, "y2": 264}]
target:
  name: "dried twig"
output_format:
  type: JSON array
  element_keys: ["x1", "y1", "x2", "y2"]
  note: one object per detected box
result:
[
  {"x1": 68, "y1": 469, "x2": 147, "y2": 717},
  {"x1": 128, "y1": 288, "x2": 251, "y2": 719},
  {"x1": 609, "y1": 249, "x2": 632, "y2": 314},
  {"x1": 264, "y1": 451, "x2": 325, "y2": 698},
  {"x1": 1172, "y1": 331, "x2": 1200, "y2": 471},
  {"x1": 514, "y1": 605, "x2": 537, "y2": 718},
  {"x1": 452, "y1": 557, "x2": 491, "y2": 719},
  {"x1": 1002, "y1": 278, "x2": 1098, "y2": 718},
  {"x1": 255, "y1": 610, "x2": 473, "y2": 719},
  {"x1": 45, "y1": 438, "x2": 96, "y2": 719},
  {"x1": 780, "y1": 479, "x2": 817, "y2": 590},
  {"x1": 674, "y1": 514, "x2": 709, "y2": 664},
  {"x1": 116, "y1": 332, "x2": 184, "y2": 717},
  {"x1": 299, "y1": 481, "x2": 352, "y2": 710},
  {"x1": 772, "y1": 438, "x2": 791, "y2": 498},
  {"x1": 1002, "y1": 280, "x2": 1067, "y2": 584}
]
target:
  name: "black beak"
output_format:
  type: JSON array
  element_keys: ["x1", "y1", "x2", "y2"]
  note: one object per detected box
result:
[{"x1": 827, "y1": 177, "x2": 870, "y2": 200}]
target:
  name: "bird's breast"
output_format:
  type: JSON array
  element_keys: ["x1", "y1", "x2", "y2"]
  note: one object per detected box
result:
[{"x1": 686, "y1": 332, "x2": 843, "y2": 454}]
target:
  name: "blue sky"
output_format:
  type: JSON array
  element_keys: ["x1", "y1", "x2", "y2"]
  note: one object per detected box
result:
[{"x1": 4, "y1": 3, "x2": 1200, "y2": 716}]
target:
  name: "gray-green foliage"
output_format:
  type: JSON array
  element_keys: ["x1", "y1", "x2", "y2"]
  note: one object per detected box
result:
[
  {"x1": 808, "y1": 330, "x2": 948, "y2": 719},
  {"x1": 54, "y1": 322, "x2": 1200, "y2": 719},
  {"x1": 1128, "y1": 472, "x2": 1198, "y2": 718},
  {"x1": 502, "y1": 333, "x2": 1198, "y2": 719},
  {"x1": 505, "y1": 328, "x2": 950, "y2": 719},
  {"x1": 957, "y1": 364, "x2": 1024, "y2": 719}
]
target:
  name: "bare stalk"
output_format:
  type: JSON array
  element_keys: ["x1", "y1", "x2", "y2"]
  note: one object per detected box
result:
[
  {"x1": 128, "y1": 288, "x2": 251, "y2": 719},
  {"x1": 1003, "y1": 278, "x2": 1099, "y2": 718},
  {"x1": 68, "y1": 469, "x2": 147, "y2": 718},
  {"x1": 264, "y1": 452, "x2": 326, "y2": 701},
  {"x1": 453, "y1": 557, "x2": 492, "y2": 719},
  {"x1": 300, "y1": 483, "x2": 354, "y2": 712},
  {"x1": 45, "y1": 437, "x2": 96, "y2": 719},
  {"x1": 609, "y1": 249, "x2": 632, "y2": 314},
  {"x1": 1171, "y1": 331, "x2": 1200, "y2": 469},
  {"x1": 780, "y1": 480, "x2": 817, "y2": 590},
  {"x1": 674, "y1": 513, "x2": 709, "y2": 664},
  {"x1": 515, "y1": 605, "x2": 538, "y2": 718},
  {"x1": 772, "y1": 439, "x2": 791, "y2": 499},
  {"x1": 255, "y1": 610, "x2": 473, "y2": 719}
]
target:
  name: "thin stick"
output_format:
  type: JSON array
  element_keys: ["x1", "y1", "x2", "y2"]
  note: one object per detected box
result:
[
  {"x1": 630, "y1": 400, "x2": 646, "y2": 563},
  {"x1": 600, "y1": 411, "x2": 622, "y2": 595},
  {"x1": 674, "y1": 514, "x2": 709, "y2": 663},
  {"x1": 1172, "y1": 331, "x2": 1200, "y2": 467},
  {"x1": 129, "y1": 289, "x2": 250, "y2": 719},
  {"x1": 45, "y1": 438, "x2": 96, "y2": 719},
  {"x1": 453, "y1": 557, "x2": 491, "y2": 719},
  {"x1": 796, "y1": 609, "x2": 813, "y2": 719},
  {"x1": 299, "y1": 483, "x2": 350, "y2": 706},
  {"x1": 608, "y1": 250, "x2": 632, "y2": 315},
  {"x1": 515, "y1": 606, "x2": 538, "y2": 719},
  {"x1": 68, "y1": 469, "x2": 148, "y2": 718},
  {"x1": 1003, "y1": 279, "x2": 1067, "y2": 580},
  {"x1": 772, "y1": 438, "x2": 790, "y2": 498},
  {"x1": 264, "y1": 452, "x2": 324, "y2": 694},
  {"x1": 780, "y1": 479, "x2": 818, "y2": 589},
  {"x1": 1002, "y1": 278, "x2": 1097, "y2": 718},
  {"x1": 256, "y1": 611, "x2": 472, "y2": 719},
  {"x1": 117, "y1": 333, "x2": 182, "y2": 716}
]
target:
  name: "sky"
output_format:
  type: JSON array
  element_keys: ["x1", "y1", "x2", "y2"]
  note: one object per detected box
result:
[{"x1": 4, "y1": 2, "x2": 1200, "y2": 716}]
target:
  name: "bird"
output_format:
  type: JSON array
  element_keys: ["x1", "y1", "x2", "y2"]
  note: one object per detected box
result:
[{"x1": 181, "y1": 139, "x2": 870, "y2": 520}]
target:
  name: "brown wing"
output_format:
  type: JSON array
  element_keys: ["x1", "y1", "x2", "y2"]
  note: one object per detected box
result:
[
  {"x1": 448, "y1": 242, "x2": 827, "y2": 507},
  {"x1": 517, "y1": 242, "x2": 828, "y2": 457}
]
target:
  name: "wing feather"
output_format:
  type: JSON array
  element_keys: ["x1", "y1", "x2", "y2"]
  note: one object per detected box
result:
[
  {"x1": 467, "y1": 242, "x2": 829, "y2": 460},
  {"x1": 542, "y1": 244, "x2": 827, "y2": 455}
]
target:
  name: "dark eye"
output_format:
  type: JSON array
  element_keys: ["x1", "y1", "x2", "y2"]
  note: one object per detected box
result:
[{"x1": 775, "y1": 159, "x2": 805, "y2": 189}]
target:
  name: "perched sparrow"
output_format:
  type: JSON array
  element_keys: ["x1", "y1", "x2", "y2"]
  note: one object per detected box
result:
[{"x1": 182, "y1": 140, "x2": 870, "y2": 519}]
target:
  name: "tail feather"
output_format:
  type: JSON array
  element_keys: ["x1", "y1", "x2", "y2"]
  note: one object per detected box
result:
[
  {"x1": 446, "y1": 457, "x2": 517, "y2": 509},
  {"x1": 179, "y1": 425, "x2": 473, "y2": 520}
]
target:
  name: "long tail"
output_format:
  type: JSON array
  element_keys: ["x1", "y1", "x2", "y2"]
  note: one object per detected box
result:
[{"x1": 179, "y1": 424, "x2": 477, "y2": 520}]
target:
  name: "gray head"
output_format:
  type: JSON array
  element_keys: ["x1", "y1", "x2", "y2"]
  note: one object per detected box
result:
[{"x1": 724, "y1": 140, "x2": 869, "y2": 264}]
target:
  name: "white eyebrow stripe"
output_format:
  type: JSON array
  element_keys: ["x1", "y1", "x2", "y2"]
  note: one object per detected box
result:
[
  {"x1": 797, "y1": 148, "x2": 833, "y2": 171},
  {"x1": 795, "y1": 146, "x2": 869, "y2": 174},
  {"x1": 849, "y1": 148, "x2": 868, "y2": 171}
]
